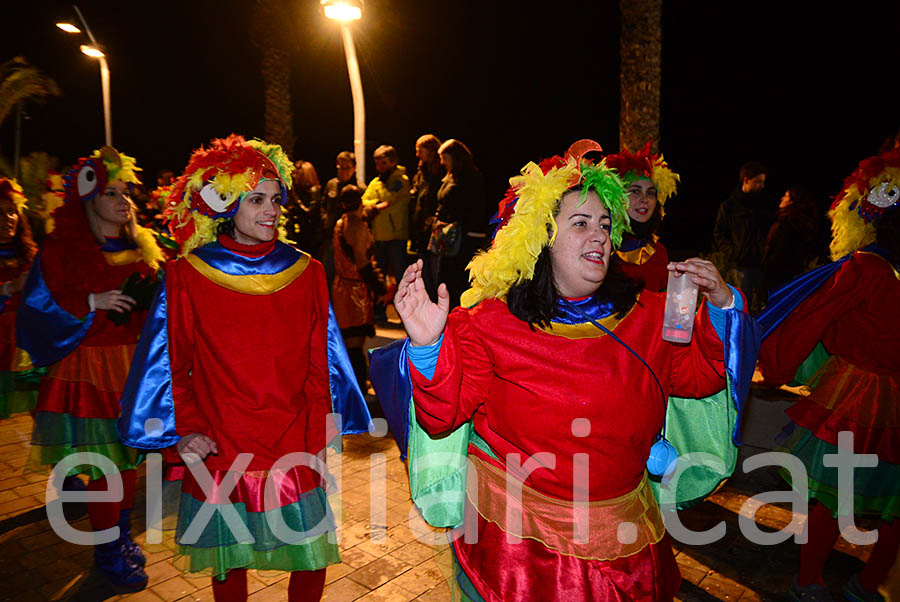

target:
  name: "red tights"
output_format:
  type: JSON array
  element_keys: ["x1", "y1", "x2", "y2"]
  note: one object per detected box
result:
[
  {"x1": 798, "y1": 502, "x2": 900, "y2": 592},
  {"x1": 86, "y1": 469, "x2": 137, "y2": 531},
  {"x1": 211, "y1": 568, "x2": 326, "y2": 602}
]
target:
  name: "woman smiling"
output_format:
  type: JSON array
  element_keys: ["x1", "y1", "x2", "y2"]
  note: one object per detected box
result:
[{"x1": 392, "y1": 142, "x2": 748, "y2": 601}]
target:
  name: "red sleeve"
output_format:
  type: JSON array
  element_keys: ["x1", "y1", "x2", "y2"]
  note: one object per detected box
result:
[
  {"x1": 668, "y1": 299, "x2": 730, "y2": 399},
  {"x1": 303, "y1": 260, "x2": 337, "y2": 453},
  {"x1": 166, "y1": 261, "x2": 207, "y2": 438},
  {"x1": 40, "y1": 239, "x2": 93, "y2": 319},
  {"x1": 758, "y1": 260, "x2": 860, "y2": 385},
  {"x1": 409, "y1": 305, "x2": 492, "y2": 435}
]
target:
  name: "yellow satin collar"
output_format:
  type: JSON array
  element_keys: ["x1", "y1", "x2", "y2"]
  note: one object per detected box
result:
[
  {"x1": 185, "y1": 253, "x2": 310, "y2": 295},
  {"x1": 537, "y1": 294, "x2": 639, "y2": 340},
  {"x1": 615, "y1": 234, "x2": 659, "y2": 266}
]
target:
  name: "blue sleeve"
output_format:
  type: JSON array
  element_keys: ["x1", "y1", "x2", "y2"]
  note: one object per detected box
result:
[
  {"x1": 117, "y1": 279, "x2": 179, "y2": 449},
  {"x1": 406, "y1": 335, "x2": 444, "y2": 380},
  {"x1": 707, "y1": 285, "x2": 743, "y2": 343},
  {"x1": 326, "y1": 304, "x2": 372, "y2": 435}
]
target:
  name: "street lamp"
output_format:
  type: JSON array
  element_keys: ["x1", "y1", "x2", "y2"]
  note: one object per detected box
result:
[
  {"x1": 322, "y1": 0, "x2": 366, "y2": 187},
  {"x1": 57, "y1": 6, "x2": 112, "y2": 146}
]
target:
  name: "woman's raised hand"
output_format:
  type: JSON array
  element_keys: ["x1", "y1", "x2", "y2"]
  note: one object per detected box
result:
[
  {"x1": 92, "y1": 289, "x2": 137, "y2": 312},
  {"x1": 177, "y1": 432, "x2": 219, "y2": 462},
  {"x1": 667, "y1": 258, "x2": 735, "y2": 308},
  {"x1": 394, "y1": 259, "x2": 449, "y2": 347}
]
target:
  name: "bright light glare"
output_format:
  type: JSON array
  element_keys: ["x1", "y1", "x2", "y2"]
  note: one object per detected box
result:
[
  {"x1": 323, "y1": 3, "x2": 362, "y2": 21},
  {"x1": 80, "y1": 45, "x2": 105, "y2": 58},
  {"x1": 56, "y1": 22, "x2": 81, "y2": 33}
]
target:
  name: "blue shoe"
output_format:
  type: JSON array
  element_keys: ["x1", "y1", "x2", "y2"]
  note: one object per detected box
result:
[
  {"x1": 94, "y1": 540, "x2": 148, "y2": 589},
  {"x1": 790, "y1": 577, "x2": 834, "y2": 602},
  {"x1": 117, "y1": 509, "x2": 146, "y2": 566},
  {"x1": 843, "y1": 574, "x2": 884, "y2": 602}
]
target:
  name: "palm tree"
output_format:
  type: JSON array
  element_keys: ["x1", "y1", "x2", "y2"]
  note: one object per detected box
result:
[
  {"x1": 618, "y1": 0, "x2": 662, "y2": 153},
  {"x1": 0, "y1": 57, "x2": 61, "y2": 128},
  {"x1": 0, "y1": 57, "x2": 61, "y2": 177},
  {"x1": 252, "y1": 0, "x2": 296, "y2": 159}
]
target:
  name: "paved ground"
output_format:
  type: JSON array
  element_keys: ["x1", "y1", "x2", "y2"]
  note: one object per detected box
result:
[{"x1": 0, "y1": 318, "x2": 890, "y2": 601}]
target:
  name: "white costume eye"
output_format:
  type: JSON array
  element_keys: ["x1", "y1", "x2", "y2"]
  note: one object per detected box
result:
[
  {"x1": 199, "y1": 183, "x2": 235, "y2": 213},
  {"x1": 868, "y1": 182, "x2": 900, "y2": 208},
  {"x1": 77, "y1": 165, "x2": 100, "y2": 198}
]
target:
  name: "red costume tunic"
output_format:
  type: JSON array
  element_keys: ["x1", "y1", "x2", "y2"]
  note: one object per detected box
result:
[
  {"x1": 615, "y1": 237, "x2": 670, "y2": 292},
  {"x1": 0, "y1": 257, "x2": 31, "y2": 368},
  {"x1": 331, "y1": 215, "x2": 375, "y2": 336},
  {"x1": 166, "y1": 235, "x2": 339, "y2": 576},
  {"x1": 0, "y1": 254, "x2": 36, "y2": 417},
  {"x1": 410, "y1": 293, "x2": 728, "y2": 601},
  {"x1": 29, "y1": 205, "x2": 157, "y2": 478},
  {"x1": 168, "y1": 236, "x2": 333, "y2": 476},
  {"x1": 758, "y1": 250, "x2": 900, "y2": 519}
]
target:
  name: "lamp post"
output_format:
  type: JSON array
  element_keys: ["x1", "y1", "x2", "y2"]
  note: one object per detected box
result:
[
  {"x1": 322, "y1": 0, "x2": 366, "y2": 187},
  {"x1": 56, "y1": 6, "x2": 112, "y2": 146}
]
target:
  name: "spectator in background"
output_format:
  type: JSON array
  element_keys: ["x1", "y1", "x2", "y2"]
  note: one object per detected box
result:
[
  {"x1": 141, "y1": 169, "x2": 175, "y2": 233},
  {"x1": 713, "y1": 161, "x2": 775, "y2": 311},
  {"x1": 332, "y1": 185, "x2": 387, "y2": 392},
  {"x1": 409, "y1": 134, "x2": 444, "y2": 299},
  {"x1": 156, "y1": 168, "x2": 175, "y2": 189},
  {"x1": 362, "y1": 145, "x2": 411, "y2": 321},
  {"x1": 322, "y1": 151, "x2": 357, "y2": 290},
  {"x1": 760, "y1": 184, "x2": 826, "y2": 300},
  {"x1": 284, "y1": 160, "x2": 325, "y2": 255},
  {"x1": 431, "y1": 139, "x2": 486, "y2": 308}
]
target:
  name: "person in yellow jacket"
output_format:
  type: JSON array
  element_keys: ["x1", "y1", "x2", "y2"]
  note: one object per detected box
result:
[{"x1": 362, "y1": 145, "x2": 411, "y2": 319}]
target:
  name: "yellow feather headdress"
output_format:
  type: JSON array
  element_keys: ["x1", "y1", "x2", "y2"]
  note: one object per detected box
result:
[
  {"x1": 828, "y1": 148, "x2": 900, "y2": 260},
  {"x1": 461, "y1": 140, "x2": 630, "y2": 307},
  {"x1": 165, "y1": 135, "x2": 293, "y2": 256}
]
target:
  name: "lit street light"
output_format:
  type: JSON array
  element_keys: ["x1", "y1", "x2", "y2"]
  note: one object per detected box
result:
[
  {"x1": 80, "y1": 45, "x2": 104, "y2": 59},
  {"x1": 322, "y1": 0, "x2": 366, "y2": 187},
  {"x1": 55, "y1": 22, "x2": 81, "y2": 34},
  {"x1": 57, "y1": 7, "x2": 112, "y2": 146}
]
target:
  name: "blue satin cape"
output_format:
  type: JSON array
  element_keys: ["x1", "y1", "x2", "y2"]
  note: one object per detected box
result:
[{"x1": 16, "y1": 252, "x2": 96, "y2": 367}]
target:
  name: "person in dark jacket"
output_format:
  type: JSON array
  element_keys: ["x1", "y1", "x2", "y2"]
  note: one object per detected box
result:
[
  {"x1": 409, "y1": 134, "x2": 444, "y2": 299},
  {"x1": 430, "y1": 139, "x2": 486, "y2": 308},
  {"x1": 322, "y1": 151, "x2": 357, "y2": 290},
  {"x1": 713, "y1": 161, "x2": 775, "y2": 311},
  {"x1": 283, "y1": 160, "x2": 324, "y2": 255}
]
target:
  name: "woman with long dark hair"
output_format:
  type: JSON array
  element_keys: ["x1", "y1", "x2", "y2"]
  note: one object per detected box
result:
[
  {"x1": 429, "y1": 138, "x2": 486, "y2": 307},
  {"x1": 393, "y1": 143, "x2": 748, "y2": 601},
  {"x1": 760, "y1": 184, "x2": 826, "y2": 297}
]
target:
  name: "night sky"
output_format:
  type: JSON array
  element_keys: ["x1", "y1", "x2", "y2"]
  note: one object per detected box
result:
[{"x1": 3, "y1": 1, "x2": 900, "y2": 256}]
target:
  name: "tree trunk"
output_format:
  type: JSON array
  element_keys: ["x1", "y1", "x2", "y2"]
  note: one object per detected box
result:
[
  {"x1": 619, "y1": 0, "x2": 662, "y2": 153},
  {"x1": 253, "y1": 0, "x2": 296, "y2": 159}
]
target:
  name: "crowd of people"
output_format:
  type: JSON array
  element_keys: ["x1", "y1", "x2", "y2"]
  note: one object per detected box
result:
[{"x1": 0, "y1": 128, "x2": 897, "y2": 602}]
